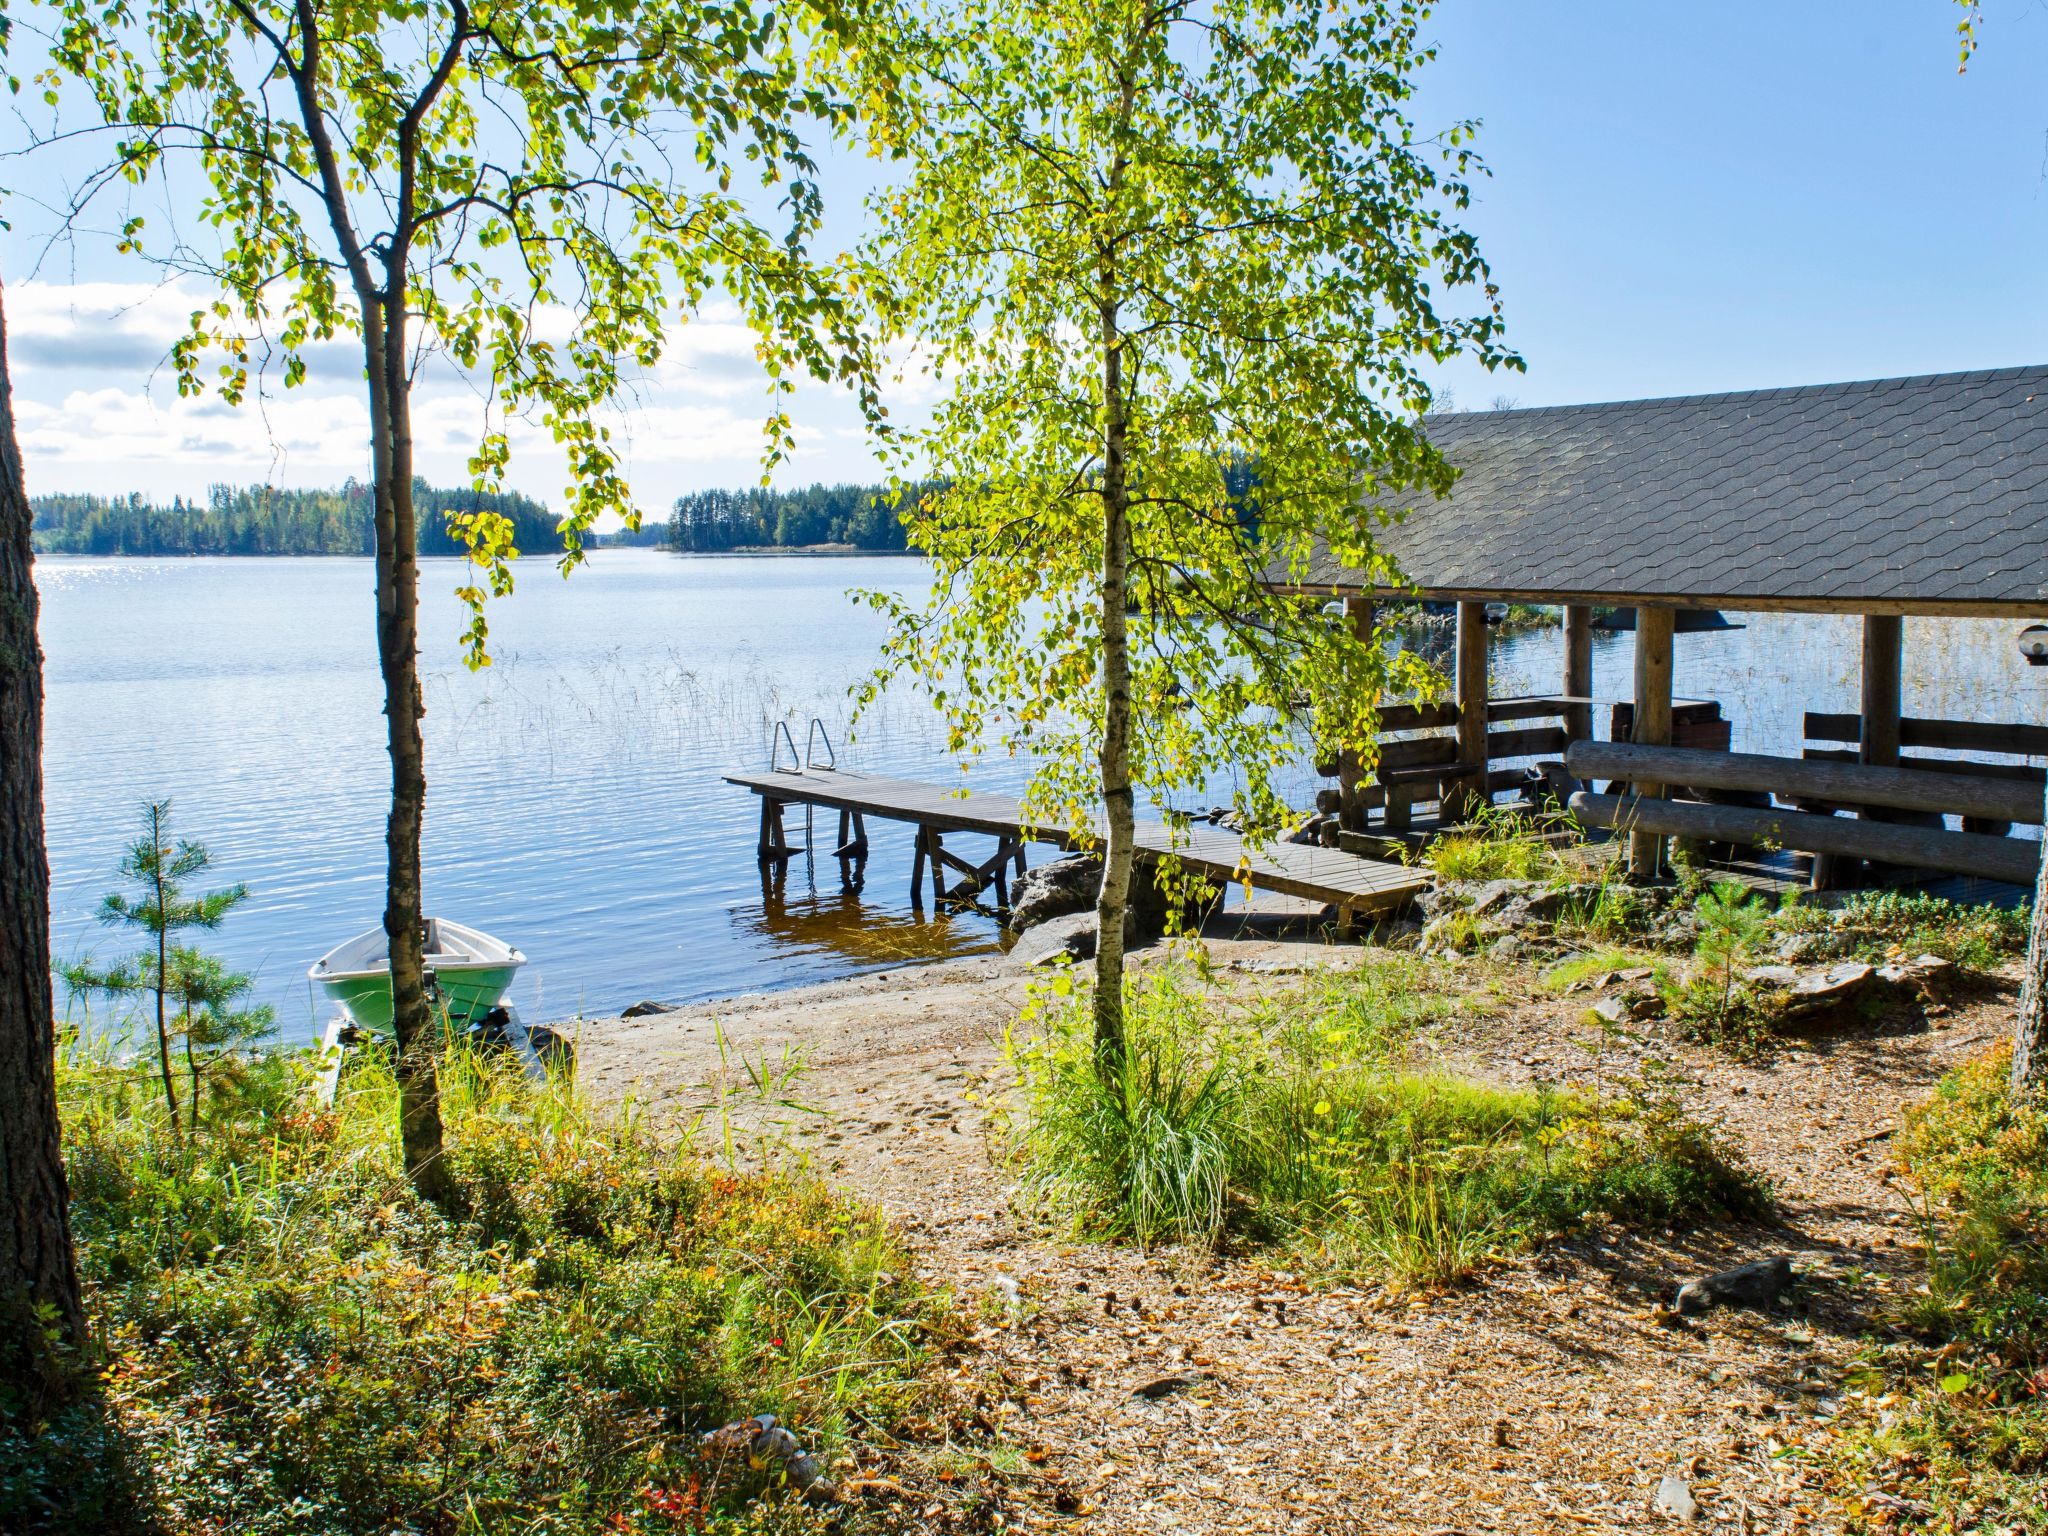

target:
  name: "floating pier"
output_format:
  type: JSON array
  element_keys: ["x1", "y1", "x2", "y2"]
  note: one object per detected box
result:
[{"x1": 721, "y1": 765, "x2": 1429, "y2": 926}]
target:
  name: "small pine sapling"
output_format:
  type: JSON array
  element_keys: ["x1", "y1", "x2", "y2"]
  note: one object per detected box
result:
[
  {"x1": 164, "y1": 947, "x2": 275, "y2": 1121},
  {"x1": 60, "y1": 800, "x2": 250, "y2": 1127}
]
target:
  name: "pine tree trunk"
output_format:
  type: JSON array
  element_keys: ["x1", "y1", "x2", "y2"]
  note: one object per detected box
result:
[
  {"x1": 1092, "y1": 294, "x2": 1134, "y2": 1079},
  {"x1": 149, "y1": 805, "x2": 178, "y2": 1127},
  {"x1": 0, "y1": 280, "x2": 86, "y2": 1389},
  {"x1": 363, "y1": 286, "x2": 454, "y2": 1207},
  {"x1": 2011, "y1": 775, "x2": 2048, "y2": 1095}
]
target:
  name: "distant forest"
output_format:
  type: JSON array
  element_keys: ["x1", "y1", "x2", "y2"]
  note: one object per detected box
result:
[
  {"x1": 665, "y1": 481, "x2": 926, "y2": 552},
  {"x1": 31, "y1": 481, "x2": 564, "y2": 557}
]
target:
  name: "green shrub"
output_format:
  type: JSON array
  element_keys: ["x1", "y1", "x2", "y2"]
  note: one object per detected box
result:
[
  {"x1": 1778, "y1": 891, "x2": 2029, "y2": 971},
  {"x1": 1004, "y1": 963, "x2": 1766, "y2": 1286},
  {"x1": 2, "y1": 1037, "x2": 936, "y2": 1535},
  {"x1": 1421, "y1": 804, "x2": 1588, "y2": 885},
  {"x1": 1822, "y1": 1048, "x2": 2048, "y2": 1530}
]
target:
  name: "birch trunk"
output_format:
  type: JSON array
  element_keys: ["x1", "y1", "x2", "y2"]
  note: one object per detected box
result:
[
  {"x1": 0, "y1": 281, "x2": 85, "y2": 1389},
  {"x1": 364, "y1": 284, "x2": 454, "y2": 1206},
  {"x1": 1093, "y1": 294, "x2": 1134, "y2": 1078},
  {"x1": 2012, "y1": 774, "x2": 2048, "y2": 1095}
]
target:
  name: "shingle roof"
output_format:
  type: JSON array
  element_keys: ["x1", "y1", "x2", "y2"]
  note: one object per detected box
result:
[{"x1": 1299, "y1": 366, "x2": 2048, "y2": 614}]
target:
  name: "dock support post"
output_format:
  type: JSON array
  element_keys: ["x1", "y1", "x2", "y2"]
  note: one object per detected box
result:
[
  {"x1": 1339, "y1": 594, "x2": 1374, "y2": 833},
  {"x1": 756, "y1": 798, "x2": 794, "y2": 865},
  {"x1": 1450, "y1": 600, "x2": 1489, "y2": 821},
  {"x1": 1629, "y1": 604, "x2": 1675, "y2": 880},
  {"x1": 910, "y1": 825, "x2": 928, "y2": 907},
  {"x1": 1563, "y1": 605, "x2": 1594, "y2": 745}
]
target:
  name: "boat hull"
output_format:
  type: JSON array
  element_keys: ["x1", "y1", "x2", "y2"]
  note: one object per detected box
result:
[{"x1": 316, "y1": 964, "x2": 521, "y2": 1036}]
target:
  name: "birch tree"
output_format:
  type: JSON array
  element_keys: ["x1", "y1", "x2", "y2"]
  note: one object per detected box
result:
[
  {"x1": 35, "y1": 0, "x2": 879, "y2": 1198},
  {"x1": 1951, "y1": 0, "x2": 2048, "y2": 1095},
  {"x1": 851, "y1": 0, "x2": 1517, "y2": 1069}
]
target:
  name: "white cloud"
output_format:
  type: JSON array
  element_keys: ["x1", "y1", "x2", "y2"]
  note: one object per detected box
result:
[{"x1": 5, "y1": 277, "x2": 895, "y2": 506}]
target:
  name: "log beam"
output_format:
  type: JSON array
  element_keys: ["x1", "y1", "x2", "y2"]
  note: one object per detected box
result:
[
  {"x1": 1571, "y1": 791, "x2": 2038, "y2": 886},
  {"x1": 1338, "y1": 594, "x2": 1374, "y2": 833},
  {"x1": 1565, "y1": 741, "x2": 2044, "y2": 825},
  {"x1": 1451, "y1": 600, "x2": 1488, "y2": 820},
  {"x1": 1629, "y1": 604, "x2": 1676, "y2": 878},
  {"x1": 1563, "y1": 605, "x2": 1594, "y2": 743}
]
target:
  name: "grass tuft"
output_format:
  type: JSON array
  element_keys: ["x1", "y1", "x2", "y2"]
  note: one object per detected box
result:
[{"x1": 1002, "y1": 962, "x2": 1766, "y2": 1287}]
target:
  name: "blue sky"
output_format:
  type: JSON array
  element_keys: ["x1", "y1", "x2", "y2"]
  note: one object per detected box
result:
[
  {"x1": 4, "y1": 0, "x2": 2044, "y2": 508},
  {"x1": 1417, "y1": 1, "x2": 2048, "y2": 410}
]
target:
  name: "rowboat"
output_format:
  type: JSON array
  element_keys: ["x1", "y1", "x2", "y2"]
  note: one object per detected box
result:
[{"x1": 308, "y1": 918, "x2": 526, "y2": 1036}]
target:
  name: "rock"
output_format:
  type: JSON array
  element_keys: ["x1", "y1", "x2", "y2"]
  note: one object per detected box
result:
[
  {"x1": 1878, "y1": 953, "x2": 1957, "y2": 1002},
  {"x1": 1465, "y1": 878, "x2": 1539, "y2": 916},
  {"x1": 1130, "y1": 1373, "x2": 1203, "y2": 1400},
  {"x1": 1785, "y1": 961, "x2": 1874, "y2": 1016},
  {"x1": 1742, "y1": 965, "x2": 1803, "y2": 991},
  {"x1": 620, "y1": 1000, "x2": 672, "y2": 1018},
  {"x1": 1673, "y1": 1255, "x2": 1794, "y2": 1316},
  {"x1": 1516, "y1": 883, "x2": 1600, "y2": 924},
  {"x1": 1008, "y1": 911, "x2": 1099, "y2": 967},
  {"x1": 1007, "y1": 854, "x2": 1101, "y2": 932},
  {"x1": 702, "y1": 1413, "x2": 835, "y2": 1501},
  {"x1": 1653, "y1": 1474, "x2": 1699, "y2": 1521},
  {"x1": 1772, "y1": 931, "x2": 1827, "y2": 964},
  {"x1": 1589, "y1": 996, "x2": 1632, "y2": 1025},
  {"x1": 1488, "y1": 933, "x2": 1526, "y2": 961}
]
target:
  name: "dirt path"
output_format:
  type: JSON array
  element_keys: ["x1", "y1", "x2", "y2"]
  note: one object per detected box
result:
[{"x1": 576, "y1": 933, "x2": 2013, "y2": 1535}]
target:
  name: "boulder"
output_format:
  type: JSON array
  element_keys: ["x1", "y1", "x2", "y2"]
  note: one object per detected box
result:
[
  {"x1": 620, "y1": 1000, "x2": 672, "y2": 1019},
  {"x1": 1007, "y1": 854, "x2": 1101, "y2": 933},
  {"x1": 1878, "y1": 953, "x2": 1957, "y2": 1003},
  {"x1": 1673, "y1": 1255, "x2": 1794, "y2": 1316},
  {"x1": 1008, "y1": 911, "x2": 1100, "y2": 967}
]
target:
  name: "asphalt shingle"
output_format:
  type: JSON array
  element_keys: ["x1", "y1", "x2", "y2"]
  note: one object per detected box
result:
[{"x1": 1302, "y1": 367, "x2": 2048, "y2": 610}]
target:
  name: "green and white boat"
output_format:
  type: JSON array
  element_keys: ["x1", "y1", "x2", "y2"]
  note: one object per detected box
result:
[{"x1": 308, "y1": 918, "x2": 526, "y2": 1037}]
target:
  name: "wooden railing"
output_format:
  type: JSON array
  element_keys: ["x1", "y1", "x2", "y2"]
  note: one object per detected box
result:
[{"x1": 1565, "y1": 740, "x2": 2041, "y2": 885}]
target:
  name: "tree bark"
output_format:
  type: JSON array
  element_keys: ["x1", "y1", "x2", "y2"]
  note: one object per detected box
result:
[
  {"x1": 148, "y1": 803, "x2": 178, "y2": 1126},
  {"x1": 0, "y1": 280, "x2": 86, "y2": 1391},
  {"x1": 363, "y1": 283, "x2": 454, "y2": 1206},
  {"x1": 1092, "y1": 290, "x2": 1134, "y2": 1080},
  {"x1": 2013, "y1": 772, "x2": 2048, "y2": 1095}
]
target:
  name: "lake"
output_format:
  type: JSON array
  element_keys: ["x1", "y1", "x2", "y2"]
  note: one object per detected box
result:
[{"x1": 35, "y1": 550, "x2": 2047, "y2": 1039}]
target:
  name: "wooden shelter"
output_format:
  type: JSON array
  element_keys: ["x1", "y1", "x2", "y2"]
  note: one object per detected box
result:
[{"x1": 1288, "y1": 365, "x2": 2048, "y2": 886}]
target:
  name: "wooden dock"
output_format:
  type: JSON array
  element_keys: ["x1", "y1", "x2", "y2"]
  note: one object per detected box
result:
[{"x1": 722, "y1": 766, "x2": 1429, "y2": 923}]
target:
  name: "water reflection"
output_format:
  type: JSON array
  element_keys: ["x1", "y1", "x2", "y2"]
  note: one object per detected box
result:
[{"x1": 738, "y1": 859, "x2": 1002, "y2": 971}]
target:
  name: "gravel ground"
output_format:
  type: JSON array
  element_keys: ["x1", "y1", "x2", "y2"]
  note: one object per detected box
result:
[{"x1": 576, "y1": 926, "x2": 2016, "y2": 1535}]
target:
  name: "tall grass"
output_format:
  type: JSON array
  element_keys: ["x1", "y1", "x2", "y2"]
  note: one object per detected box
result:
[
  {"x1": 3, "y1": 1032, "x2": 936, "y2": 1535},
  {"x1": 1003, "y1": 962, "x2": 1765, "y2": 1286}
]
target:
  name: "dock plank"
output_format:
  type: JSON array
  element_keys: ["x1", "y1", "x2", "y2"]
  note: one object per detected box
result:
[{"x1": 723, "y1": 766, "x2": 1428, "y2": 917}]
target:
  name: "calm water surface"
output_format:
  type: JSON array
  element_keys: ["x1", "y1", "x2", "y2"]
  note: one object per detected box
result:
[{"x1": 36, "y1": 551, "x2": 2048, "y2": 1038}]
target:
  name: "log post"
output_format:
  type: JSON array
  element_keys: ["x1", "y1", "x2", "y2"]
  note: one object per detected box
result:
[
  {"x1": 1816, "y1": 614, "x2": 1904, "y2": 889},
  {"x1": 1862, "y1": 616, "x2": 1903, "y2": 769},
  {"x1": 1629, "y1": 604, "x2": 1675, "y2": 879},
  {"x1": 1450, "y1": 600, "x2": 1488, "y2": 821},
  {"x1": 1562, "y1": 605, "x2": 1594, "y2": 744},
  {"x1": 1338, "y1": 594, "x2": 1374, "y2": 832}
]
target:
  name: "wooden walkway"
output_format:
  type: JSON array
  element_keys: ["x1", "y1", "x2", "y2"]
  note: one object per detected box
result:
[{"x1": 723, "y1": 766, "x2": 1429, "y2": 922}]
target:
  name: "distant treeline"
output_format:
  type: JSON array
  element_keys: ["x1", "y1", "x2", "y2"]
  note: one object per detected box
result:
[
  {"x1": 665, "y1": 459, "x2": 1258, "y2": 552},
  {"x1": 665, "y1": 481, "x2": 927, "y2": 552},
  {"x1": 31, "y1": 481, "x2": 564, "y2": 557}
]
